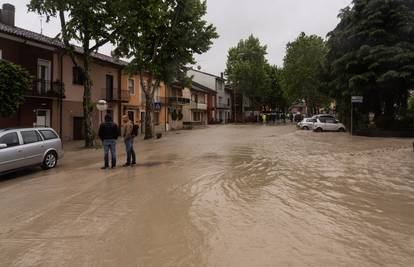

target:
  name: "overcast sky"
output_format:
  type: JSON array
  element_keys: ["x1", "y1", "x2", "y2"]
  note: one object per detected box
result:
[{"x1": 9, "y1": 0, "x2": 351, "y2": 76}]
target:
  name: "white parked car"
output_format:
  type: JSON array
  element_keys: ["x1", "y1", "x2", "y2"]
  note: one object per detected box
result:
[
  {"x1": 297, "y1": 118, "x2": 316, "y2": 130},
  {"x1": 312, "y1": 117, "x2": 346, "y2": 132}
]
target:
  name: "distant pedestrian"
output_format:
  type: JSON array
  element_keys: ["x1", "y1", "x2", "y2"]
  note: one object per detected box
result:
[
  {"x1": 281, "y1": 113, "x2": 286, "y2": 123},
  {"x1": 122, "y1": 115, "x2": 136, "y2": 167},
  {"x1": 98, "y1": 114, "x2": 119, "y2": 169}
]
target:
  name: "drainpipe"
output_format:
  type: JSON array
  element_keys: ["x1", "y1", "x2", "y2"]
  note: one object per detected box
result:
[
  {"x1": 165, "y1": 84, "x2": 168, "y2": 133},
  {"x1": 59, "y1": 51, "x2": 63, "y2": 137}
]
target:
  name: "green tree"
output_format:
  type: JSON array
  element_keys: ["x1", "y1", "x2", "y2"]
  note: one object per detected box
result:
[
  {"x1": 326, "y1": 0, "x2": 414, "y2": 127},
  {"x1": 115, "y1": 0, "x2": 218, "y2": 139},
  {"x1": 262, "y1": 64, "x2": 287, "y2": 112},
  {"x1": 280, "y1": 32, "x2": 329, "y2": 115},
  {"x1": 29, "y1": 0, "x2": 125, "y2": 147},
  {"x1": 0, "y1": 60, "x2": 32, "y2": 117},
  {"x1": 225, "y1": 35, "x2": 268, "y2": 120}
]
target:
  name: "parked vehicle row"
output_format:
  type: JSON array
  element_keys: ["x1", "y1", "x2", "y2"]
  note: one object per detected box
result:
[
  {"x1": 297, "y1": 114, "x2": 346, "y2": 132},
  {"x1": 0, "y1": 128, "x2": 64, "y2": 175}
]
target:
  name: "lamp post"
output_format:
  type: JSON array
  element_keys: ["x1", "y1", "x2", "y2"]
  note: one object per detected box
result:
[{"x1": 96, "y1": 99, "x2": 108, "y2": 124}]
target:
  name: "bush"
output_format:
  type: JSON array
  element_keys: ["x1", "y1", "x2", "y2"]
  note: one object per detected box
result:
[{"x1": 0, "y1": 60, "x2": 32, "y2": 117}]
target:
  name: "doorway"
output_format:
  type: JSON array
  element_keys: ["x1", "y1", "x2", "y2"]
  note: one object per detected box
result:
[
  {"x1": 73, "y1": 117, "x2": 85, "y2": 140},
  {"x1": 35, "y1": 109, "x2": 50, "y2": 127}
]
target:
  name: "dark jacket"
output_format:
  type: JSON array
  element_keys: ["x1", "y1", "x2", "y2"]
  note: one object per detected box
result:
[{"x1": 99, "y1": 122, "x2": 119, "y2": 140}]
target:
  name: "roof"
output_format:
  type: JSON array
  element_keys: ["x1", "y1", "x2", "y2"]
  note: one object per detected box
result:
[
  {"x1": 188, "y1": 68, "x2": 225, "y2": 81},
  {"x1": 191, "y1": 81, "x2": 216, "y2": 94},
  {"x1": 0, "y1": 22, "x2": 127, "y2": 67}
]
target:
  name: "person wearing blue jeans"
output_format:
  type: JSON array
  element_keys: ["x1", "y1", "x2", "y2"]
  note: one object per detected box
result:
[
  {"x1": 122, "y1": 115, "x2": 136, "y2": 167},
  {"x1": 98, "y1": 114, "x2": 119, "y2": 169}
]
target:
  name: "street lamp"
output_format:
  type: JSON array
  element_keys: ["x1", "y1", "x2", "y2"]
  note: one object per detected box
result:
[{"x1": 96, "y1": 99, "x2": 108, "y2": 124}]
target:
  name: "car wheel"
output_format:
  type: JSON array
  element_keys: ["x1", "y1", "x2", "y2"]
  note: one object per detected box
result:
[
  {"x1": 315, "y1": 127, "x2": 323, "y2": 132},
  {"x1": 338, "y1": 128, "x2": 346, "y2": 132},
  {"x1": 303, "y1": 126, "x2": 309, "y2": 130},
  {"x1": 42, "y1": 151, "x2": 57, "y2": 170}
]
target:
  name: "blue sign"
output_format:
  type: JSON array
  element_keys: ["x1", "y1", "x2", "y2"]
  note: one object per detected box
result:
[{"x1": 154, "y1": 102, "x2": 162, "y2": 110}]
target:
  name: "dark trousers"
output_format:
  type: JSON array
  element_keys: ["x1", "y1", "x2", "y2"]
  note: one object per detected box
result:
[
  {"x1": 125, "y1": 137, "x2": 136, "y2": 164},
  {"x1": 103, "y1": 139, "x2": 117, "y2": 167}
]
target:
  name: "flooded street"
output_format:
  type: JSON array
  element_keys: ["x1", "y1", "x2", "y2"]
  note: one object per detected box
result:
[{"x1": 0, "y1": 125, "x2": 413, "y2": 266}]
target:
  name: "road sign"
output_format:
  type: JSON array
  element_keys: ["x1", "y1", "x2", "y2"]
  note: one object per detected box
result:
[{"x1": 351, "y1": 96, "x2": 363, "y2": 103}]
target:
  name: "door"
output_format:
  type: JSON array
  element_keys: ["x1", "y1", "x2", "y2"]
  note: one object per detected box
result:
[
  {"x1": 0, "y1": 132, "x2": 23, "y2": 172},
  {"x1": 36, "y1": 109, "x2": 51, "y2": 127},
  {"x1": 106, "y1": 75, "x2": 114, "y2": 101},
  {"x1": 37, "y1": 59, "x2": 51, "y2": 95},
  {"x1": 127, "y1": 110, "x2": 135, "y2": 123},
  {"x1": 73, "y1": 117, "x2": 85, "y2": 140},
  {"x1": 20, "y1": 130, "x2": 44, "y2": 166}
]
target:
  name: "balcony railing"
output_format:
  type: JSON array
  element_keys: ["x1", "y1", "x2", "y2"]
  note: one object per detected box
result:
[
  {"x1": 191, "y1": 101, "x2": 207, "y2": 110},
  {"x1": 101, "y1": 88, "x2": 130, "y2": 102},
  {"x1": 26, "y1": 79, "x2": 65, "y2": 98},
  {"x1": 168, "y1": 96, "x2": 190, "y2": 106}
]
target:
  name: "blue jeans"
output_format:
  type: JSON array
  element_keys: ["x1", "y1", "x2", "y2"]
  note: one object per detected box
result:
[
  {"x1": 103, "y1": 139, "x2": 117, "y2": 167},
  {"x1": 124, "y1": 137, "x2": 136, "y2": 164}
]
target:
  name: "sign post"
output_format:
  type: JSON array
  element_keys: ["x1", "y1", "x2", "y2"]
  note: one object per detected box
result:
[{"x1": 351, "y1": 96, "x2": 363, "y2": 135}]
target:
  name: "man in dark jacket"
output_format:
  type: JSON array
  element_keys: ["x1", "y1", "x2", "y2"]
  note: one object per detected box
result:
[{"x1": 98, "y1": 114, "x2": 119, "y2": 169}]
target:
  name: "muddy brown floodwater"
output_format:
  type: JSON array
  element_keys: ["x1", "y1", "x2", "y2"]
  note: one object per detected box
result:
[{"x1": 0, "y1": 125, "x2": 413, "y2": 266}]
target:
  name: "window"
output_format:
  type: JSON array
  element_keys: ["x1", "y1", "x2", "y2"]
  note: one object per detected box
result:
[
  {"x1": 73, "y1": 67, "x2": 84, "y2": 85},
  {"x1": 218, "y1": 96, "x2": 223, "y2": 106},
  {"x1": 37, "y1": 59, "x2": 51, "y2": 93},
  {"x1": 21, "y1": 131, "x2": 42, "y2": 144},
  {"x1": 0, "y1": 132, "x2": 19, "y2": 147},
  {"x1": 227, "y1": 98, "x2": 230, "y2": 106},
  {"x1": 193, "y1": 112, "x2": 201, "y2": 121},
  {"x1": 128, "y1": 78, "x2": 135, "y2": 95},
  {"x1": 39, "y1": 130, "x2": 58, "y2": 140}
]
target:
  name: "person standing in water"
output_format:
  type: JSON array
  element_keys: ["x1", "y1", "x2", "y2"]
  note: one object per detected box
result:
[
  {"x1": 122, "y1": 115, "x2": 136, "y2": 167},
  {"x1": 98, "y1": 114, "x2": 119, "y2": 169}
]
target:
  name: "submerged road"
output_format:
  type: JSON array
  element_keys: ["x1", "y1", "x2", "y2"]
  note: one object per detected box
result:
[{"x1": 0, "y1": 125, "x2": 413, "y2": 266}]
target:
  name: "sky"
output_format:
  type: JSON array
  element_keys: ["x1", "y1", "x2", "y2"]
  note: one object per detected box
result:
[{"x1": 8, "y1": 0, "x2": 351, "y2": 76}]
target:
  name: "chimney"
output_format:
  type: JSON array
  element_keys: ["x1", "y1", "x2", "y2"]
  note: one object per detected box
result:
[
  {"x1": 1, "y1": 3, "x2": 15, "y2": 26},
  {"x1": 220, "y1": 72, "x2": 224, "y2": 79}
]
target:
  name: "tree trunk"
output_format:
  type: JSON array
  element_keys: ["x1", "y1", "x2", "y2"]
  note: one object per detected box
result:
[
  {"x1": 242, "y1": 92, "x2": 246, "y2": 123},
  {"x1": 144, "y1": 93, "x2": 153, "y2": 139},
  {"x1": 83, "y1": 54, "x2": 94, "y2": 148}
]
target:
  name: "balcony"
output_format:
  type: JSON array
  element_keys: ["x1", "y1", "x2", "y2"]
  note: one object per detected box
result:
[
  {"x1": 101, "y1": 88, "x2": 130, "y2": 102},
  {"x1": 168, "y1": 96, "x2": 190, "y2": 106},
  {"x1": 191, "y1": 101, "x2": 207, "y2": 110},
  {"x1": 26, "y1": 80, "x2": 65, "y2": 98},
  {"x1": 217, "y1": 103, "x2": 231, "y2": 109}
]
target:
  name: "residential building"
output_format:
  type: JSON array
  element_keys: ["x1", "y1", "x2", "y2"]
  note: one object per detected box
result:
[
  {"x1": 121, "y1": 74, "x2": 169, "y2": 134},
  {"x1": 183, "y1": 82, "x2": 213, "y2": 126},
  {"x1": 187, "y1": 69, "x2": 232, "y2": 123},
  {"x1": 0, "y1": 4, "x2": 127, "y2": 140},
  {"x1": 167, "y1": 82, "x2": 190, "y2": 130}
]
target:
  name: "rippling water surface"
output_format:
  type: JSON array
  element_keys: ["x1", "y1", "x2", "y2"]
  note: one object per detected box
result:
[{"x1": 0, "y1": 125, "x2": 413, "y2": 266}]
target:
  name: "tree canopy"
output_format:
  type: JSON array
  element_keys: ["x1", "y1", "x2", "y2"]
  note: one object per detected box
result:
[
  {"x1": 280, "y1": 32, "x2": 329, "y2": 115},
  {"x1": 326, "y1": 0, "x2": 414, "y2": 127},
  {"x1": 115, "y1": 0, "x2": 218, "y2": 139},
  {"x1": 0, "y1": 60, "x2": 32, "y2": 117},
  {"x1": 225, "y1": 35, "x2": 268, "y2": 99}
]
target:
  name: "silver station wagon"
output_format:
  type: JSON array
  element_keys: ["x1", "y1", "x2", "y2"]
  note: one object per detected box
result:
[{"x1": 0, "y1": 128, "x2": 64, "y2": 174}]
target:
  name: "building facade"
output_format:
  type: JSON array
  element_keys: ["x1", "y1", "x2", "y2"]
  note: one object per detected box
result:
[
  {"x1": 0, "y1": 7, "x2": 126, "y2": 141},
  {"x1": 187, "y1": 69, "x2": 231, "y2": 123}
]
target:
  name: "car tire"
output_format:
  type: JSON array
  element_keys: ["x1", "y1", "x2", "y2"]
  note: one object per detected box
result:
[
  {"x1": 338, "y1": 128, "x2": 346, "y2": 132},
  {"x1": 315, "y1": 127, "x2": 323, "y2": 132},
  {"x1": 303, "y1": 126, "x2": 309, "y2": 130},
  {"x1": 42, "y1": 151, "x2": 58, "y2": 170}
]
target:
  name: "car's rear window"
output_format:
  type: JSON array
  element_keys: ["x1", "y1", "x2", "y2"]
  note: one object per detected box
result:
[{"x1": 39, "y1": 130, "x2": 58, "y2": 140}]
